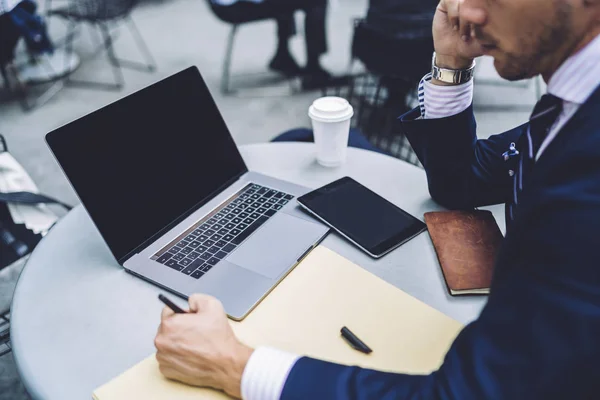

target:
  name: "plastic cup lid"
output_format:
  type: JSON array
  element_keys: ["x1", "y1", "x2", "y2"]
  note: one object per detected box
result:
[{"x1": 309, "y1": 97, "x2": 354, "y2": 123}]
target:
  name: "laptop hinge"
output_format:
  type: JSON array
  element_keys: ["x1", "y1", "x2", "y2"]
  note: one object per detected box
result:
[{"x1": 117, "y1": 170, "x2": 248, "y2": 264}]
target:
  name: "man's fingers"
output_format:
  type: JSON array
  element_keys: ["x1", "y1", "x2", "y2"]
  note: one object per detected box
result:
[
  {"x1": 461, "y1": 7, "x2": 487, "y2": 26},
  {"x1": 188, "y1": 293, "x2": 217, "y2": 313},
  {"x1": 161, "y1": 305, "x2": 175, "y2": 320},
  {"x1": 445, "y1": 0, "x2": 461, "y2": 30},
  {"x1": 158, "y1": 363, "x2": 178, "y2": 380},
  {"x1": 188, "y1": 293, "x2": 210, "y2": 313},
  {"x1": 437, "y1": 0, "x2": 448, "y2": 14}
]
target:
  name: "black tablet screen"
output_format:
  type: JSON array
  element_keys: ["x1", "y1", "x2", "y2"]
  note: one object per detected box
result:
[{"x1": 298, "y1": 177, "x2": 426, "y2": 257}]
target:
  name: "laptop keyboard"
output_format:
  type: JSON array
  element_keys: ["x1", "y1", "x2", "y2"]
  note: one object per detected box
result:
[{"x1": 154, "y1": 184, "x2": 294, "y2": 279}]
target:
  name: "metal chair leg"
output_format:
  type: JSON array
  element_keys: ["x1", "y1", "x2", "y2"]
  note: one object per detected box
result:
[
  {"x1": 52, "y1": 12, "x2": 154, "y2": 92},
  {"x1": 17, "y1": 69, "x2": 66, "y2": 111},
  {"x1": 219, "y1": 22, "x2": 304, "y2": 97},
  {"x1": 112, "y1": 16, "x2": 156, "y2": 73},
  {"x1": 355, "y1": 75, "x2": 371, "y2": 136},
  {"x1": 22, "y1": 81, "x2": 65, "y2": 112},
  {"x1": 221, "y1": 25, "x2": 238, "y2": 94},
  {"x1": 100, "y1": 22, "x2": 125, "y2": 89},
  {"x1": 365, "y1": 79, "x2": 383, "y2": 141},
  {"x1": 0, "y1": 310, "x2": 11, "y2": 358},
  {"x1": 63, "y1": 19, "x2": 79, "y2": 88},
  {"x1": 65, "y1": 21, "x2": 124, "y2": 91}
]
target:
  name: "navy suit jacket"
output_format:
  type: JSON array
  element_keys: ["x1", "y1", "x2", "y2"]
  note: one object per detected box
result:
[{"x1": 280, "y1": 85, "x2": 600, "y2": 400}]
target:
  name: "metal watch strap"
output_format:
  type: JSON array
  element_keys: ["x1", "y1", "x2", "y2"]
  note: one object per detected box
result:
[{"x1": 431, "y1": 52, "x2": 476, "y2": 84}]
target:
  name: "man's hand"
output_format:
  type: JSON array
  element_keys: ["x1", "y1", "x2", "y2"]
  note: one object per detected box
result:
[
  {"x1": 154, "y1": 294, "x2": 253, "y2": 399},
  {"x1": 433, "y1": 0, "x2": 486, "y2": 71}
]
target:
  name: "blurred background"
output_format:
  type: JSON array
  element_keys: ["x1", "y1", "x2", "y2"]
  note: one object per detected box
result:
[{"x1": 0, "y1": 0, "x2": 542, "y2": 398}]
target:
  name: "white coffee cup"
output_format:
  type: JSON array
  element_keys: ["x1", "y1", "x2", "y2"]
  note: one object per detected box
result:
[{"x1": 309, "y1": 97, "x2": 354, "y2": 167}]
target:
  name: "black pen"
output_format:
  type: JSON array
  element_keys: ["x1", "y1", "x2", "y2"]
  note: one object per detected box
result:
[
  {"x1": 158, "y1": 294, "x2": 186, "y2": 314},
  {"x1": 341, "y1": 326, "x2": 372, "y2": 354}
]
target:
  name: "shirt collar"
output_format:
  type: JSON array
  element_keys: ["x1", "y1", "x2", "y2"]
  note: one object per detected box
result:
[{"x1": 548, "y1": 33, "x2": 600, "y2": 105}]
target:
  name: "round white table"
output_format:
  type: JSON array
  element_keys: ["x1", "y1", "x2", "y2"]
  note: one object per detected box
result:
[{"x1": 11, "y1": 143, "x2": 499, "y2": 400}]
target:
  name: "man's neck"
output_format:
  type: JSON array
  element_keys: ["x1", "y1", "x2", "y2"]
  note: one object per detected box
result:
[{"x1": 543, "y1": 29, "x2": 600, "y2": 83}]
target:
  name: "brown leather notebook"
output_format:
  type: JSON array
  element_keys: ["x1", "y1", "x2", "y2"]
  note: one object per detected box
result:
[{"x1": 424, "y1": 210, "x2": 503, "y2": 296}]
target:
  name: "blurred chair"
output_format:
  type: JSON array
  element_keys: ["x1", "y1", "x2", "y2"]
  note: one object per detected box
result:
[
  {"x1": 323, "y1": 73, "x2": 421, "y2": 167},
  {"x1": 46, "y1": 0, "x2": 156, "y2": 90},
  {"x1": 275, "y1": 76, "x2": 423, "y2": 167},
  {"x1": 0, "y1": 309, "x2": 10, "y2": 358},
  {"x1": 314, "y1": 2, "x2": 438, "y2": 167},
  {"x1": 207, "y1": 0, "x2": 302, "y2": 95}
]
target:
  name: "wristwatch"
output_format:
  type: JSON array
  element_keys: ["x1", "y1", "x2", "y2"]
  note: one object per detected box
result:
[{"x1": 431, "y1": 52, "x2": 476, "y2": 84}]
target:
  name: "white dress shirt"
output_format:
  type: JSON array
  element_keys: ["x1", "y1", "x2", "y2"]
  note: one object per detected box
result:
[
  {"x1": 239, "y1": 33, "x2": 600, "y2": 400},
  {"x1": 0, "y1": 0, "x2": 21, "y2": 15}
]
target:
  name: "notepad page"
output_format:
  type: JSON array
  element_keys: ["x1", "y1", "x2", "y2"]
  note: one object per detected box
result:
[{"x1": 94, "y1": 246, "x2": 464, "y2": 399}]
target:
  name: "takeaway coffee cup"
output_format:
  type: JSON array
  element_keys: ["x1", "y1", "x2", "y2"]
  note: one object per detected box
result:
[{"x1": 309, "y1": 97, "x2": 354, "y2": 167}]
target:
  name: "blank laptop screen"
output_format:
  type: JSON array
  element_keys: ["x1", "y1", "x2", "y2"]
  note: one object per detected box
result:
[{"x1": 46, "y1": 67, "x2": 247, "y2": 262}]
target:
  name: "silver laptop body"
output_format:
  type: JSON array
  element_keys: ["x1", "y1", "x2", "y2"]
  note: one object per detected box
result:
[
  {"x1": 126, "y1": 170, "x2": 328, "y2": 320},
  {"x1": 46, "y1": 67, "x2": 329, "y2": 320}
]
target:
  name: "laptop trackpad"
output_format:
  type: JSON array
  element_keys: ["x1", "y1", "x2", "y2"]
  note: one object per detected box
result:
[{"x1": 226, "y1": 212, "x2": 324, "y2": 279}]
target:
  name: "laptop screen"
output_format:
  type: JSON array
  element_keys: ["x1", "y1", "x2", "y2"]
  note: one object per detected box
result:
[{"x1": 46, "y1": 67, "x2": 248, "y2": 262}]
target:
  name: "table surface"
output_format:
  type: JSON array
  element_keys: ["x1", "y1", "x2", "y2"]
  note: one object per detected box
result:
[{"x1": 11, "y1": 143, "x2": 502, "y2": 400}]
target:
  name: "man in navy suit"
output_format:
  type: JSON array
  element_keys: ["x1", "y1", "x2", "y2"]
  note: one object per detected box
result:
[{"x1": 154, "y1": 0, "x2": 600, "y2": 398}]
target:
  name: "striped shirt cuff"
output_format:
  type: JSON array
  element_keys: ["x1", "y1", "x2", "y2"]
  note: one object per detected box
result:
[
  {"x1": 418, "y1": 73, "x2": 473, "y2": 119},
  {"x1": 241, "y1": 347, "x2": 301, "y2": 400}
]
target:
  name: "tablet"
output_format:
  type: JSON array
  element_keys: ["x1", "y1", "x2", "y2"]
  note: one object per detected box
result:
[{"x1": 297, "y1": 177, "x2": 427, "y2": 258}]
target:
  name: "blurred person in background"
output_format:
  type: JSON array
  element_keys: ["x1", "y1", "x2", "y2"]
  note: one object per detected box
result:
[
  {"x1": 0, "y1": 0, "x2": 78, "y2": 86},
  {"x1": 210, "y1": 0, "x2": 335, "y2": 89}
]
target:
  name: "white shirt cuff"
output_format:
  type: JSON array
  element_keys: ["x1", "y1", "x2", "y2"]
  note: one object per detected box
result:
[
  {"x1": 241, "y1": 347, "x2": 301, "y2": 400},
  {"x1": 423, "y1": 79, "x2": 473, "y2": 119}
]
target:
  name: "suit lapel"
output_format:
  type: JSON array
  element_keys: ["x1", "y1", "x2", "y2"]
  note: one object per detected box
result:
[
  {"x1": 498, "y1": 84, "x2": 600, "y2": 277},
  {"x1": 506, "y1": 84, "x2": 600, "y2": 228},
  {"x1": 534, "y1": 83, "x2": 600, "y2": 168}
]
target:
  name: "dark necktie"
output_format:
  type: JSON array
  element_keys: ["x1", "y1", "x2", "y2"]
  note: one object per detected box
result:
[
  {"x1": 506, "y1": 94, "x2": 563, "y2": 226},
  {"x1": 528, "y1": 94, "x2": 563, "y2": 160}
]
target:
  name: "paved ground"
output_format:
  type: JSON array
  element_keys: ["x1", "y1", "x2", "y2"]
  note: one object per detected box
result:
[{"x1": 0, "y1": 0, "x2": 541, "y2": 398}]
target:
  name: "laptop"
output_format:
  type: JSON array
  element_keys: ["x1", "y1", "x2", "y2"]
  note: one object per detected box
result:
[{"x1": 46, "y1": 66, "x2": 329, "y2": 320}]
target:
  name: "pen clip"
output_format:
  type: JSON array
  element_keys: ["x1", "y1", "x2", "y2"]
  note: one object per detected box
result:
[{"x1": 502, "y1": 142, "x2": 519, "y2": 161}]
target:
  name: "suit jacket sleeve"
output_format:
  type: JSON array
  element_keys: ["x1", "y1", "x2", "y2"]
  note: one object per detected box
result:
[
  {"x1": 399, "y1": 106, "x2": 523, "y2": 209},
  {"x1": 279, "y1": 121, "x2": 600, "y2": 400}
]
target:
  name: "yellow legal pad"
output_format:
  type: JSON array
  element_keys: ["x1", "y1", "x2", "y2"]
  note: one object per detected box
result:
[{"x1": 93, "y1": 246, "x2": 464, "y2": 399}]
